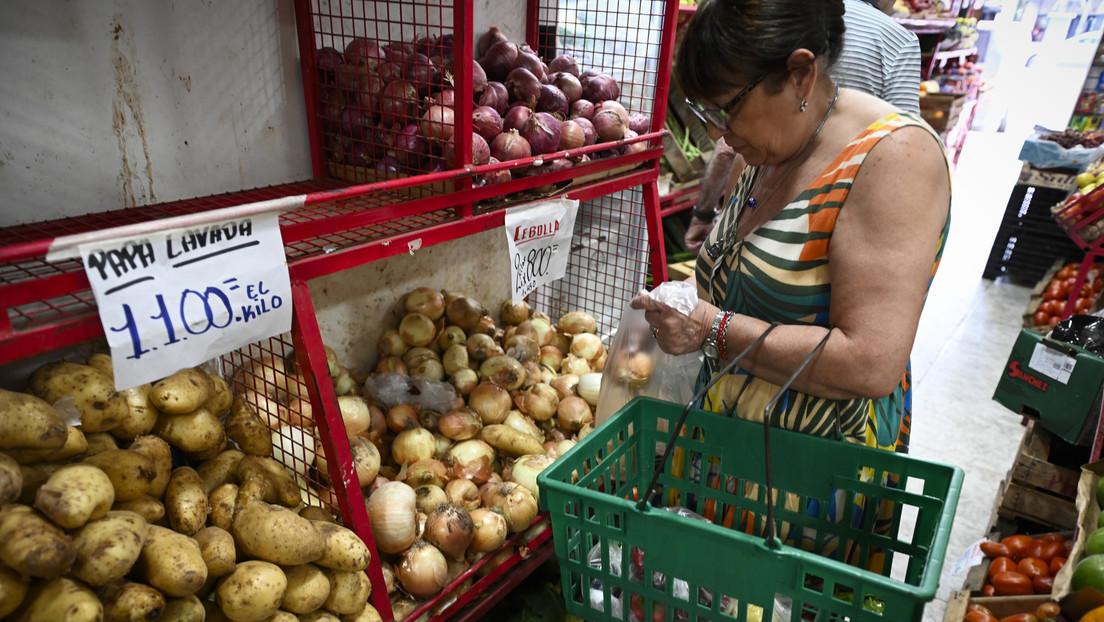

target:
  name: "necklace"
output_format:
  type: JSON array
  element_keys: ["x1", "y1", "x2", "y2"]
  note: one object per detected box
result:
[{"x1": 706, "y1": 84, "x2": 839, "y2": 263}]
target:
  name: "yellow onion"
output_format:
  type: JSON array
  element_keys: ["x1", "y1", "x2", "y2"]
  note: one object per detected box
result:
[
  {"x1": 446, "y1": 296, "x2": 487, "y2": 332},
  {"x1": 333, "y1": 370, "x2": 358, "y2": 397},
  {"x1": 503, "y1": 409, "x2": 544, "y2": 441},
  {"x1": 378, "y1": 329, "x2": 411, "y2": 359},
  {"x1": 399, "y1": 312, "x2": 437, "y2": 347},
  {"x1": 397, "y1": 539, "x2": 449, "y2": 599},
  {"x1": 472, "y1": 546, "x2": 515, "y2": 578},
  {"x1": 338, "y1": 396, "x2": 371, "y2": 437},
  {"x1": 468, "y1": 381, "x2": 512, "y2": 424},
  {"x1": 481, "y1": 481, "x2": 538, "y2": 533},
  {"x1": 549, "y1": 374, "x2": 579, "y2": 400},
  {"x1": 473, "y1": 315, "x2": 497, "y2": 336},
  {"x1": 500, "y1": 300, "x2": 530, "y2": 325},
  {"x1": 391, "y1": 593, "x2": 418, "y2": 619},
  {"x1": 549, "y1": 329, "x2": 572, "y2": 354},
  {"x1": 402, "y1": 346, "x2": 439, "y2": 368},
  {"x1": 392, "y1": 428, "x2": 437, "y2": 465},
  {"x1": 442, "y1": 344, "x2": 470, "y2": 376},
  {"x1": 365, "y1": 481, "x2": 418, "y2": 554},
  {"x1": 386, "y1": 403, "x2": 421, "y2": 433},
  {"x1": 445, "y1": 479, "x2": 481, "y2": 513},
  {"x1": 445, "y1": 439, "x2": 496, "y2": 484},
  {"x1": 375, "y1": 356, "x2": 408, "y2": 375},
  {"x1": 357, "y1": 404, "x2": 387, "y2": 445},
  {"x1": 424, "y1": 503, "x2": 475, "y2": 561},
  {"x1": 562, "y1": 354, "x2": 591, "y2": 376},
  {"x1": 437, "y1": 325, "x2": 467, "y2": 351},
  {"x1": 466, "y1": 333, "x2": 500, "y2": 363},
  {"x1": 508, "y1": 453, "x2": 556, "y2": 499},
  {"x1": 549, "y1": 438, "x2": 576, "y2": 459},
  {"x1": 381, "y1": 561, "x2": 398, "y2": 595},
  {"x1": 557, "y1": 396, "x2": 593, "y2": 431},
  {"x1": 415, "y1": 484, "x2": 448, "y2": 514},
  {"x1": 577, "y1": 372, "x2": 602, "y2": 407},
  {"x1": 451, "y1": 368, "x2": 479, "y2": 396},
  {"x1": 406, "y1": 458, "x2": 449, "y2": 488},
  {"x1": 570, "y1": 333, "x2": 604, "y2": 362},
  {"x1": 284, "y1": 397, "x2": 314, "y2": 428},
  {"x1": 351, "y1": 436, "x2": 381, "y2": 487},
  {"x1": 504, "y1": 335, "x2": 539, "y2": 363},
  {"x1": 592, "y1": 348, "x2": 608, "y2": 372},
  {"x1": 438, "y1": 407, "x2": 483, "y2": 441},
  {"x1": 514, "y1": 382, "x2": 559, "y2": 422},
  {"x1": 405, "y1": 287, "x2": 446, "y2": 321},
  {"x1": 577, "y1": 421, "x2": 594, "y2": 441},
  {"x1": 409, "y1": 358, "x2": 445, "y2": 381},
  {"x1": 558, "y1": 310, "x2": 598, "y2": 335},
  {"x1": 539, "y1": 345, "x2": 565, "y2": 372},
  {"x1": 481, "y1": 355, "x2": 526, "y2": 391},
  {"x1": 468, "y1": 507, "x2": 508, "y2": 553},
  {"x1": 434, "y1": 433, "x2": 453, "y2": 461},
  {"x1": 521, "y1": 360, "x2": 542, "y2": 389}
]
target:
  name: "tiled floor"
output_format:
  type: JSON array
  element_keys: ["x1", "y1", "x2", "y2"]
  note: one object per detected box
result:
[{"x1": 909, "y1": 127, "x2": 1041, "y2": 621}]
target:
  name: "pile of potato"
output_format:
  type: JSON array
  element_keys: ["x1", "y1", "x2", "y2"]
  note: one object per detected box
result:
[{"x1": 0, "y1": 357, "x2": 382, "y2": 621}]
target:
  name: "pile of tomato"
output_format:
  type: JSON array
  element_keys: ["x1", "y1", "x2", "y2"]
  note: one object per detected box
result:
[
  {"x1": 977, "y1": 533, "x2": 1069, "y2": 597},
  {"x1": 1032, "y1": 263, "x2": 1103, "y2": 328},
  {"x1": 963, "y1": 601, "x2": 1061, "y2": 622}
]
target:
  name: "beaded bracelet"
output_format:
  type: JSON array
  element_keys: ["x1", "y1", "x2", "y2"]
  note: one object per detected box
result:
[{"x1": 717, "y1": 312, "x2": 733, "y2": 360}]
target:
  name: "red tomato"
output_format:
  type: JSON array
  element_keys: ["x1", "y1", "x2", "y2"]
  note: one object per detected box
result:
[
  {"x1": 1059, "y1": 265, "x2": 1076, "y2": 280},
  {"x1": 1084, "y1": 283, "x2": 1097, "y2": 297},
  {"x1": 1044, "y1": 284, "x2": 1063, "y2": 301},
  {"x1": 1018, "y1": 557, "x2": 1049, "y2": 579},
  {"x1": 1036, "y1": 602, "x2": 1061, "y2": 622},
  {"x1": 998, "y1": 615, "x2": 1041, "y2": 622},
  {"x1": 1038, "y1": 533, "x2": 1066, "y2": 543},
  {"x1": 982, "y1": 583, "x2": 997, "y2": 597},
  {"x1": 1094, "y1": 278, "x2": 1103, "y2": 293},
  {"x1": 1048, "y1": 315, "x2": 1061, "y2": 327},
  {"x1": 1002, "y1": 535, "x2": 1035, "y2": 560},
  {"x1": 981, "y1": 541, "x2": 1011, "y2": 559},
  {"x1": 991, "y1": 570, "x2": 1035, "y2": 596},
  {"x1": 1029, "y1": 539, "x2": 1066, "y2": 564},
  {"x1": 1077, "y1": 297, "x2": 1094, "y2": 312},
  {"x1": 1034, "y1": 311, "x2": 1051, "y2": 326},
  {"x1": 964, "y1": 612, "x2": 997, "y2": 622},
  {"x1": 968, "y1": 604, "x2": 995, "y2": 616},
  {"x1": 1066, "y1": 276, "x2": 1080, "y2": 292},
  {"x1": 1033, "y1": 574, "x2": 1055, "y2": 594},
  {"x1": 989, "y1": 556, "x2": 1017, "y2": 579},
  {"x1": 1049, "y1": 556, "x2": 1067, "y2": 575}
]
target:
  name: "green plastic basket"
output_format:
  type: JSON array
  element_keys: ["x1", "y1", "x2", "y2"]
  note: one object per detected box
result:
[{"x1": 537, "y1": 396, "x2": 963, "y2": 622}]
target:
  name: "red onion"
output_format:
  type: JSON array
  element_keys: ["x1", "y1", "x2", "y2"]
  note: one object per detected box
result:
[
  {"x1": 502, "y1": 105, "x2": 532, "y2": 133},
  {"x1": 376, "y1": 155, "x2": 401, "y2": 177},
  {"x1": 504, "y1": 67, "x2": 541, "y2": 106},
  {"x1": 436, "y1": 33, "x2": 455, "y2": 63},
  {"x1": 515, "y1": 51, "x2": 545, "y2": 81},
  {"x1": 344, "y1": 37, "x2": 386, "y2": 71},
  {"x1": 558, "y1": 120, "x2": 585, "y2": 150},
  {"x1": 404, "y1": 52, "x2": 439, "y2": 95},
  {"x1": 335, "y1": 63, "x2": 363, "y2": 93},
  {"x1": 420, "y1": 105, "x2": 455, "y2": 143},
  {"x1": 478, "y1": 27, "x2": 508, "y2": 58},
  {"x1": 580, "y1": 67, "x2": 601, "y2": 79},
  {"x1": 472, "y1": 60, "x2": 488, "y2": 95},
  {"x1": 317, "y1": 47, "x2": 343, "y2": 84},
  {"x1": 592, "y1": 110, "x2": 625, "y2": 142},
  {"x1": 536, "y1": 84, "x2": 569, "y2": 117},
  {"x1": 320, "y1": 88, "x2": 344, "y2": 133},
  {"x1": 478, "y1": 82, "x2": 509, "y2": 114},
  {"x1": 551, "y1": 73, "x2": 582, "y2": 104},
  {"x1": 621, "y1": 129, "x2": 645, "y2": 155},
  {"x1": 444, "y1": 132, "x2": 491, "y2": 166},
  {"x1": 340, "y1": 106, "x2": 372, "y2": 140},
  {"x1": 529, "y1": 159, "x2": 574, "y2": 193},
  {"x1": 548, "y1": 54, "x2": 579, "y2": 77},
  {"x1": 520, "y1": 112, "x2": 561, "y2": 155},
  {"x1": 379, "y1": 80, "x2": 419, "y2": 127},
  {"x1": 480, "y1": 40, "x2": 519, "y2": 82},
  {"x1": 431, "y1": 88, "x2": 456, "y2": 108},
  {"x1": 571, "y1": 117, "x2": 597, "y2": 146},
  {"x1": 595, "y1": 100, "x2": 629, "y2": 126},
  {"x1": 490, "y1": 129, "x2": 532, "y2": 163},
  {"x1": 414, "y1": 33, "x2": 438, "y2": 58},
  {"x1": 472, "y1": 106, "x2": 503, "y2": 142},
  {"x1": 627, "y1": 113, "x2": 650, "y2": 134},
  {"x1": 581, "y1": 73, "x2": 619, "y2": 102},
  {"x1": 479, "y1": 157, "x2": 512, "y2": 185},
  {"x1": 353, "y1": 74, "x2": 385, "y2": 114},
  {"x1": 393, "y1": 124, "x2": 427, "y2": 170},
  {"x1": 569, "y1": 99, "x2": 595, "y2": 120},
  {"x1": 376, "y1": 59, "x2": 404, "y2": 83}
]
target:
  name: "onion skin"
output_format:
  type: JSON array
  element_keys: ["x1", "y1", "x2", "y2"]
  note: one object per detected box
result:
[
  {"x1": 480, "y1": 39, "x2": 519, "y2": 82},
  {"x1": 472, "y1": 59, "x2": 488, "y2": 95},
  {"x1": 478, "y1": 26, "x2": 508, "y2": 58},
  {"x1": 547, "y1": 53, "x2": 580, "y2": 77},
  {"x1": 445, "y1": 439, "x2": 496, "y2": 484},
  {"x1": 571, "y1": 117, "x2": 597, "y2": 146},
  {"x1": 425, "y1": 504, "x2": 475, "y2": 561},
  {"x1": 468, "y1": 508, "x2": 508, "y2": 553},
  {"x1": 628, "y1": 112, "x2": 651, "y2": 134},
  {"x1": 366, "y1": 481, "x2": 418, "y2": 554},
  {"x1": 595, "y1": 100, "x2": 630, "y2": 126},
  {"x1": 581, "y1": 73, "x2": 620, "y2": 102},
  {"x1": 592, "y1": 109, "x2": 626, "y2": 142},
  {"x1": 551, "y1": 73, "x2": 583, "y2": 104},
  {"x1": 558, "y1": 120, "x2": 585, "y2": 151},
  {"x1": 472, "y1": 106, "x2": 503, "y2": 142},
  {"x1": 379, "y1": 80, "x2": 419, "y2": 127},
  {"x1": 519, "y1": 112, "x2": 562, "y2": 156},
  {"x1": 478, "y1": 81, "x2": 509, "y2": 114},
  {"x1": 505, "y1": 67, "x2": 541, "y2": 106},
  {"x1": 502, "y1": 105, "x2": 532, "y2": 133},
  {"x1": 482, "y1": 481, "x2": 538, "y2": 533},
  {"x1": 420, "y1": 105, "x2": 456, "y2": 143},
  {"x1": 514, "y1": 50, "x2": 545, "y2": 82},
  {"x1": 397, "y1": 540, "x2": 449, "y2": 599},
  {"x1": 490, "y1": 129, "x2": 531, "y2": 165},
  {"x1": 536, "y1": 84, "x2": 569, "y2": 117},
  {"x1": 443, "y1": 132, "x2": 491, "y2": 167},
  {"x1": 445, "y1": 479, "x2": 481, "y2": 513}
]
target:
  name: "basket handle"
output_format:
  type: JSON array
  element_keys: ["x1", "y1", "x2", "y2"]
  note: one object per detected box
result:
[
  {"x1": 636, "y1": 323, "x2": 778, "y2": 511},
  {"x1": 760, "y1": 328, "x2": 834, "y2": 549}
]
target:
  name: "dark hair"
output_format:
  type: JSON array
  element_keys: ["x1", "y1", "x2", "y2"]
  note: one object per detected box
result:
[{"x1": 675, "y1": 0, "x2": 846, "y2": 102}]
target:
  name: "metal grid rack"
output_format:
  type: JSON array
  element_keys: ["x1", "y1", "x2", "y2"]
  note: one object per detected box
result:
[{"x1": 0, "y1": 1, "x2": 680, "y2": 620}]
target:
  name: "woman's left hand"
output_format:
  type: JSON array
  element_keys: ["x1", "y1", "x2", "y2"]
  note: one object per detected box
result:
[{"x1": 630, "y1": 291, "x2": 719, "y2": 355}]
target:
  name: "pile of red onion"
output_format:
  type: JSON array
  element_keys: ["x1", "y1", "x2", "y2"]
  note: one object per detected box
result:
[{"x1": 316, "y1": 27, "x2": 650, "y2": 187}]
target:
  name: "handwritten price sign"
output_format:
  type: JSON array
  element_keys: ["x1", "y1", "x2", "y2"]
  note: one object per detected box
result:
[
  {"x1": 504, "y1": 198, "x2": 579, "y2": 302},
  {"x1": 80, "y1": 214, "x2": 292, "y2": 390}
]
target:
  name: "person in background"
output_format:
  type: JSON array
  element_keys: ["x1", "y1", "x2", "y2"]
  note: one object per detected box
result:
[
  {"x1": 684, "y1": 0, "x2": 921, "y2": 253},
  {"x1": 635, "y1": 0, "x2": 949, "y2": 459}
]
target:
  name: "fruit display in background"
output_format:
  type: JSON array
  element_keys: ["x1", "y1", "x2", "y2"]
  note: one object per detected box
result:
[
  {"x1": 1052, "y1": 160, "x2": 1104, "y2": 243},
  {"x1": 1029, "y1": 262, "x2": 1103, "y2": 328}
]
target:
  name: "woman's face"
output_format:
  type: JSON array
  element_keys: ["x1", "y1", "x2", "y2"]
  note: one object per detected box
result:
[{"x1": 698, "y1": 77, "x2": 788, "y2": 167}]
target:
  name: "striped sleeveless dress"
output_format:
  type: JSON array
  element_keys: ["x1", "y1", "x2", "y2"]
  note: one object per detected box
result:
[{"x1": 694, "y1": 113, "x2": 951, "y2": 453}]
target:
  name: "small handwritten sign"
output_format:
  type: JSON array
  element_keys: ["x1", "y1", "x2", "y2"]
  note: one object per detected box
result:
[
  {"x1": 504, "y1": 198, "x2": 579, "y2": 302},
  {"x1": 79, "y1": 214, "x2": 292, "y2": 390}
]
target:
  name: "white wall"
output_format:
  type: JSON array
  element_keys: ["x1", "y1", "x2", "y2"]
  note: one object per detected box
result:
[{"x1": 0, "y1": 0, "x2": 525, "y2": 228}]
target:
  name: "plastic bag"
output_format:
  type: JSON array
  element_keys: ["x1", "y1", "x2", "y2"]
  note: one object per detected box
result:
[
  {"x1": 594, "y1": 281, "x2": 704, "y2": 427},
  {"x1": 1049, "y1": 312, "x2": 1104, "y2": 356},
  {"x1": 1018, "y1": 125, "x2": 1104, "y2": 171}
]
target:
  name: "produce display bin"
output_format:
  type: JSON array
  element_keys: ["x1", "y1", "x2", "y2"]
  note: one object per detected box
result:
[{"x1": 538, "y1": 396, "x2": 964, "y2": 622}]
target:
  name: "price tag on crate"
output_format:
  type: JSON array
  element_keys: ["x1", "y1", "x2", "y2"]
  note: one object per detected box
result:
[
  {"x1": 78, "y1": 214, "x2": 292, "y2": 390},
  {"x1": 504, "y1": 197, "x2": 579, "y2": 302}
]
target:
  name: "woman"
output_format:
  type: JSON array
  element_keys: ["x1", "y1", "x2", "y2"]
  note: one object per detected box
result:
[{"x1": 633, "y1": 0, "x2": 951, "y2": 454}]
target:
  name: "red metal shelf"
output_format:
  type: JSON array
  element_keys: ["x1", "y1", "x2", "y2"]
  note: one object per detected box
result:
[{"x1": 659, "y1": 181, "x2": 701, "y2": 218}]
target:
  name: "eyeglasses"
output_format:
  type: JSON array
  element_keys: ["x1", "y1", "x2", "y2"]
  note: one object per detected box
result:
[{"x1": 685, "y1": 74, "x2": 766, "y2": 130}]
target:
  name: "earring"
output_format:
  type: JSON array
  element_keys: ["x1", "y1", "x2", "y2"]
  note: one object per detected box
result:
[{"x1": 800, "y1": 99, "x2": 808, "y2": 113}]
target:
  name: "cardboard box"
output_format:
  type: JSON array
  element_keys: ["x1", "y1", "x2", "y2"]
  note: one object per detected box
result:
[
  {"x1": 1055, "y1": 461, "x2": 1104, "y2": 619},
  {"x1": 993, "y1": 328, "x2": 1104, "y2": 445}
]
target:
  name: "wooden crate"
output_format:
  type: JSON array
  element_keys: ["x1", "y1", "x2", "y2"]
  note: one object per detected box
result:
[
  {"x1": 996, "y1": 420, "x2": 1080, "y2": 530},
  {"x1": 942, "y1": 590, "x2": 1055, "y2": 622}
]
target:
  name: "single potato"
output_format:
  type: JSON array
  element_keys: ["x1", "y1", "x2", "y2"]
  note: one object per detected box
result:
[
  {"x1": 194, "y1": 526, "x2": 237, "y2": 577},
  {"x1": 28, "y1": 360, "x2": 129, "y2": 433},
  {"x1": 226, "y1": 396, "x2": 273, "y2": 457},
  {"x1": 0, "y1": 388, "x2": 68, "y2": 450},
  {"x1": 481, "y1": 424, "x2": 545, "y2": 457},
  {"x1": 321, "y1": 568, "x2": 371, "y2": 615},
  {"x1": 0, "y1": 504, "x2": 76, "y2": 578},
  {"x1": 136, "y1": 525, "x2": 208, "y2": 598},
  {"x1": 0, "y1": 562, "x2": 29, "y2": 618},
  {"x1": 343, "y1": 601, "x2": 384, "y2": 622},
  {"x1": 112, "y1": 383, "x2": 159, "y2": 440},
  {"x1": 83, "y1": 448, "x2": 156, "y2": 502},
  {"x1": 101, "y1": 581, "x2": 166, "y2": 622},
  {"x1": 215, "y1": 560, "x2": 287, "y2": 622},
  {"x1": 129, "y1": 434, "x2": 174, "y2": 500},
  {"x1": 154, "y1": 407, "x2": 226, "y2": 456},
  {"x1": 236, "y1": 456, "x2": 300, "y2": 508},
  {"x1": 231, "y1": 500, "x2": 325, "y2": 566},
  {"x1": 161, "y1": 594, "x2": 205, "y2": 622},
  {"x1": 301, "y1": 611, "x2": 341, "y2": 622},
  {"x1": 71, "y1": 510, "x2": 148, "y2": 586},
  {"x1": 5, "y1": 425, "x2": 88, "y2": 464},
  {"x1": 0, "y1": 452, "x2": 22, "y2": 504},
  {"x1": 84, "y1": 432, "x2": 120, "y2": 455},
  {"x1": 112, "y1": 494, "x2": 166, "y2": 525},
  {"x1": 9, "y1": 576, "x2": 102, "y2": 622},
  {"x1": 86, "y1": 352, "x2": 115, "y2": 377},
  {"x1": 34, "y1": 463, "x2": 115, "y2": 529},
  {"x1": 166, "y1": 467, "x2": 210, "y2": 535},
  {"x1": 208, "y1": 483, "x2": 239, "y2": 531},
  {"x1": 150, "y1": 368, "x2": 213, "y2": 415},
  {"x1": 204, "y1": 373, "x2": 234, "y2": 416},
  {"x1": 313, "y1": 520, "x2": 371, "y2": 572},
  {"x1": 280, "y1": 564, "x2": 330, "y2": 615},
  {"x1": 198, "y1": 448, "x2": 246, "y2": 494}
]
